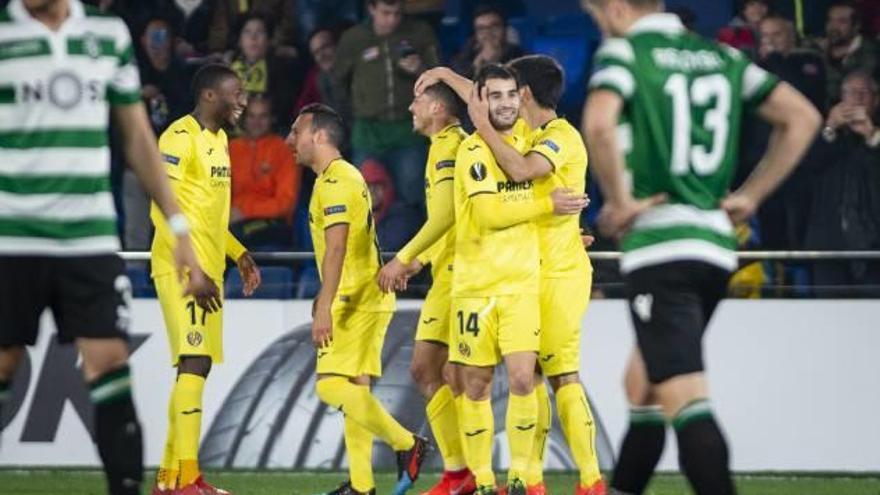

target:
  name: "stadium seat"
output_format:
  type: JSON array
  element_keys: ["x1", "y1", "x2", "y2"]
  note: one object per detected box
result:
[
  {"x1": 296, "y1": 265, "x2": 320, "y2": 299},
  {"x1": 226, "y1": 266, "x2": 295, "y2": 300},
  {"x1": 530, "y1": 35, "x2": 591, "y2": 115}
]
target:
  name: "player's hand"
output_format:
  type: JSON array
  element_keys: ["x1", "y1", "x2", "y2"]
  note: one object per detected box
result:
[
  {"x1": 194, "y1": 277, "x2": 223, "y2": 313},
  {"x1": 550, "y1": 188, "x2": 590, "y2": 215},
  {"x1": 378, "y1": 257, "x2": 408, "y2": 293},
  {"x1": 580, "y1": 228, "x2": 596, "y2": 248},
  {"x1": 237, "y1": 252, "x2": 261, "y2": 297},
  {"x1": 414, "y1": 67, "x2": 449, "y2": 96},
  {"x1": 598, "y1": 193, "x2": 667, "y2": 239},
  {"x1": 312, "y1": 302, "x2": 333, "y2": 348},
  {"x1": 468, "y1": 85, "x2": 492, "y2": 134},
  {"x1": 174, "y1": 235, "x2": 211, "y2": 295},
  {"x1": 720, "y1": 192, "x2": 759, "y2": 224}
]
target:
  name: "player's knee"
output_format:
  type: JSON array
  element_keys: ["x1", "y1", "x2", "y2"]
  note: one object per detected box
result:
[
  {"x1": 462, "y1": 370, "x2": 492, "y2": 401},
  {"x1": 507, "y1": 367, "x2": 535, "y2": 396},
  {"x1": 79, "y1": 340, "x2": 129, "y2": 382},
  {"x1": 442, "y1": 362, "x2": 462, "y2": 394},
  {"x1": 547, "y1": 372, "x2": 579, "y2": 392},
  {"x1": 410, "y1": 359, "x2": 443, "y2": 396},
  {"x1": 177, "y1": 355, "x2": 212, "y2": 378},
  {"x1": 0, "y1": 346, "x2": 26, "y2": 381}
]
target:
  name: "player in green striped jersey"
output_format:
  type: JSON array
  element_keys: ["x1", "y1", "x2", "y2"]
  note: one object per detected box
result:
[
  {"x1": 582, "y1": 0, "x2": 820, "y2": 494},
  {"x1": 0, "y1": 1, "x2": 213, "y2": 494}
]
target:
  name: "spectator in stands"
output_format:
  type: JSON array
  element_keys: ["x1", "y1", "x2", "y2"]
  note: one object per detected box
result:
[
  {"x1": 163, "y1": 0, "x2": 222, "y2": 60},
  {"x1": 230, "y1": 97, "x2": 302, "y2": 249},
  {"x1": 736, "y1": 15, "x2": 826, "y2": 254},
  {"x1": 808, "y1": 0, "x2": 879, "y2": 104},
  {"x1": 295, "y1": 0, "x2": 360, "y2": 45},
  {"x1": 230, "y1": 14, "x2": 304, "y2": 131},
  {"x1": 210, "y1": 0, "x2": 299, "y2": 57},
  {"x1": 362, "y1": 159, "x2": 420, "y2": 251},
  {"x1": 717, "y1": 0, "x2": 770, "y2": 58},
  {"x1": 333, "y1": 0, "x2": 439, "y2": 208},
  {"x1": 806, "y1": 71, "x2": 880, "y2": 296},
  {"x1": 294, "y1": 28, "x2": 350, "y2": 122},
  {"x1": 451, "y1": 5, "x2": 525, "y2": 79},
  {"x1": 123, "y1": 14, "x2": 193, "y2": 250}
]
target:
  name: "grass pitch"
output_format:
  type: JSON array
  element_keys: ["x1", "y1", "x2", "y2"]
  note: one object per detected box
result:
[{"x1": 1, "y1": 470, "x2": 879, "y2": 494}]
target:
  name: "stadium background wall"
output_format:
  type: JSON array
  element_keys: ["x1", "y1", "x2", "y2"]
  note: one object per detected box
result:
[{"x1": 0, "y1": 300, "x2": 878, "y2": 472}]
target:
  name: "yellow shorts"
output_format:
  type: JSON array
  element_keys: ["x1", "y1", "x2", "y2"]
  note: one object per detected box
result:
[
  {"x1": 538, "y1": 273, "x2": 592, "y2": 376},
  {"x1": 449, "y1": 294, "x2": 540, "y2": 367},
  {"x1": 155, "y1": 273, "x2": 224, "y2": 365},
  {"x1": 414, "y1": 281, "x2": 451, "y2": 345},
  {"x1": 316, "y1": 309, "x2": 392, "y2": 378}
]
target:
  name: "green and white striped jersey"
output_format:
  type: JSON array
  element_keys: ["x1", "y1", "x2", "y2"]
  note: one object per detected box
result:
[
  {"x1": 588, "y1": 13, "x2": 779, "y2": 273},
  {"x1": 0, "y1": 0, "x2": 141, "y2": 255}
]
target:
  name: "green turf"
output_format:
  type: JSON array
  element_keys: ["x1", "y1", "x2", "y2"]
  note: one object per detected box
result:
[{"x1": 1, "y1": 470, "x2": 879, "y2": 494}]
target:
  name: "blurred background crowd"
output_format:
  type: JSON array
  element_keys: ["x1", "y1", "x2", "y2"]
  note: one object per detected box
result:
[{"x1": 6, "y1": 0, "x2": 876, "y2": 298}]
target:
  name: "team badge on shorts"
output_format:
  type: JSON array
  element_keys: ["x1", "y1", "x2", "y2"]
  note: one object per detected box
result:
[
  {"x1": 458, "y1": 342, "x2": 471, "y2": 358},
  {"x1": 187, "y1": 330, "x2": 203, "y2": 347}
]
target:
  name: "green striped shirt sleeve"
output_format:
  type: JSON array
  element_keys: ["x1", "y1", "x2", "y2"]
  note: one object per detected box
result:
[
  {"x1": 107, "y1": 19, "x2": 141, "y2": 106},
  {"x1": 588, "y1": 38, "x2": 636, "y2": 100}
]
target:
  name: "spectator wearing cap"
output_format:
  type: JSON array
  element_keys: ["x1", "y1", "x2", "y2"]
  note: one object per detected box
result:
[
  {"x1": 333, "y1": 0, "x2": 439, "y2": 209},
  {"x1": 717, "y1": 0, "x2": 770, "y2": 59},
  {"x1": 230, "y1": 97, "x2": 302, "y2": 249},
  {"x1": 806, "y1": 71, "x2": 880, "y2": 296},
  {"x1": 451, "y1": 5, "x2": 525, "y2": 79}
]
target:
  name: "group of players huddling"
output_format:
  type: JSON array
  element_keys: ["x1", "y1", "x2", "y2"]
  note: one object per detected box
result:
[{"x1": 0, "y1": 0, "x2": 821, "y2": 495}]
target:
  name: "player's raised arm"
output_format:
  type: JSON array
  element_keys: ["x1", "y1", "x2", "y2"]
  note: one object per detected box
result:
[
  {"x1": 415, "y1": 66, "x2": 474, "y2": 101},
  {"x1": 721, "y1": 82, "x2": 821, "y2": 222},
  {"x1": 314, "y1": 224, "x2": 348, "y2": 348},
  {"x1": 112, "y1": 103, "x2": 211, "y2": 297}
]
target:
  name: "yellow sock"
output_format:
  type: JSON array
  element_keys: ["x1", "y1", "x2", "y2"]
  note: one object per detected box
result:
[
  {"x1": 455, "y1": 393, "x2": 469, "y2": 460},
  {"x1": 556, "y1": 383, "x2": 602, "y2": 487},
  {"x1": 174, "y1": 373, "x2": 205, "y2": 486},
  {"x1": 460, "y1": 396, "x2": 495, "y2": 488},
  {"x1": 157, "y1": 390, "x2": 179, "y2": 489},
  {"x1": 427, "y1": 384, "x2": 466, "y2": 471},
  {"x1": 316, "y1": 376, "x2": 414, "y2": 451},
  {"x1": 525, "y1": 381, "x2": 551, "y2": 485},
  {"x1": 345, "y1": 414, "x2": 375, "y2": 492},
  {"x1": 506, "y1": 391, "x2": 538, "y2": 481}
]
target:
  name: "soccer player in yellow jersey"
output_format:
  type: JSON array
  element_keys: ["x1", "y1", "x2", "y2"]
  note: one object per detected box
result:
[
  {"x1": 467, "y1": 55, "x2": 605, "y2": 495},
  {"x1": 286, "y1": 103, "x2": 431, "y2": 495},
  {"x1": 378, "y1": 83, "x2": 477, "y2": 495},
  {"x1": 449, "y1": 65, "x2": 587, "y2": 495},
  {"x1": 150, "y1": 65, "x2": 262, "y2": 495}
]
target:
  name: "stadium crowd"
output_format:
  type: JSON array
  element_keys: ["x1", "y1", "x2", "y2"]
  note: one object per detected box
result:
[{"x1": 16, "y1": 0, "x2": 876, "y2": 296}]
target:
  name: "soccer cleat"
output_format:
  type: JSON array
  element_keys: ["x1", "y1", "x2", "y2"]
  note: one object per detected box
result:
[
  {"x1": 150, "y1": 486, "x2": 174, "y2": 495},
  {"x1": 393, "y1": 435, "x2": 433, "y2": 495},
  {"x1": 475, "y1": 485, "x2": 498, "y2": 495},
  {"x1": 527, "y1": 482, "x2": 546, "y2": 495},
  {"x1": 174, "y1": 475, "x2": 232, "y2": 495},
  {"x1": 421, "y1": 469, "x2": 477, "y2": 495},
  {"x1": 574, "y1": 479, "x2": 607, "y2": 495},
  {"x1": 506, "y1": 478, "x2": 527, "y2": 495},
  {"x1": 315, "y1": 480, "x2": 376, "y2": 495}
]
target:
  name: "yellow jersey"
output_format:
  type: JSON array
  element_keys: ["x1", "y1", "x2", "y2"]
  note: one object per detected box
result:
[
  {"x1": 530, "y1": 118, "x2": 592, "y2": 278},
  {"x1": 452, "y1": 131, "x2": 539, "y2": 297},
  {"x1": 151, "y1": 115, "x2": 246, "y2": 282},
  {"x1": 309, "y1": 159, "x2": 395, "y2": 312},
  {"x1": 419, "y1": 123, "x2": 467, "y2": 282}
]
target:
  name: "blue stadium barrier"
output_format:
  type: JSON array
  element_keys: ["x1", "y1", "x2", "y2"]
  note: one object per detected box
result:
[{"x1": 226, "y1": 266, "x2": 295, "y2": 300}]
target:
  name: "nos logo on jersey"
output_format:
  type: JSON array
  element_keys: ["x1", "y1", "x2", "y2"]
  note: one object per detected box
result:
[
  {"x1": 21, "y1": 71, "x2": 102, "y2": 109},
  {"x1": 470, "y1": 162, "x2": 487, "y2": 181}
]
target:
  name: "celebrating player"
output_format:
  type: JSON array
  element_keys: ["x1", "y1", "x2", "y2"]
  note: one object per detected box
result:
[
  {"x1": 581, "y1": 0, "x2": 821, "y2": 494},
  {"x1": 0, "y1": 1, "x2": 212, "y2": 494},
  {"x1": 377, "y1": 82, "x2": 477, "y2": 495},
  {"x1": 450, "y1": 64, "x2": 588, "y2": 495},
  {"x1": 287, "y1": 103, "x2": 430, "y2": 495},
  {"x1": 150, "y1": 64, "x2": 262, "y2": 495},
  {"x1": 467, "y1": 55, "x2": 605, "y2": 495}
]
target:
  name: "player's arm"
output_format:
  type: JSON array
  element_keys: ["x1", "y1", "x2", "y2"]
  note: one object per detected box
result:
[
  {"x1": 722, "y1": 82, "x2": 821, "y2": 222},
  {"x1": 225, "y1": 231, "x2": 261, "y2": 297},
  {"x1": 313, "y1": 224, "x2": 348, "y2": 348},
  {"x1": 472, "y1": 189, "x2": 585, "y2": 230},
  {"x1": 378, "y1": 175, "x2": 454, "y2": 292},
  {"x1": 415, "y1": 66, "x2": 474, "y2": 100},
  {"x1": 468, "y1": 86, "x2": 553, "y2": 182},
  {"x1": 112, "y1": 103, "x2": 216, "y2": 304}
]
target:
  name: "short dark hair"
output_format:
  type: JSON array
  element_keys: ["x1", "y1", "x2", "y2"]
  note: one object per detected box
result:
[
  {"x1": 235, "y1": 12, "x2": 275, "y2": 43},
  {"x1": 473, "y1": 4, "x2": 506, "y2": 25},
  {"x1": 424, "y1": 82, "x2": 465, "y2": 119},
  {"x1": 475, "y1": 63, "x2": 520, "y2": 94},
  {"x1": 507, "y1": 55, "x2": 564, "y2": 110},
  {"x1": 299, "y1": 103, "x2": 346, "y2": 147},
  {"x1": 829, "y1": 0, "x2": 861, "y2": 27},
  {"x1": 191, "y1": 63, "x2": 238, "y2": 100}
]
